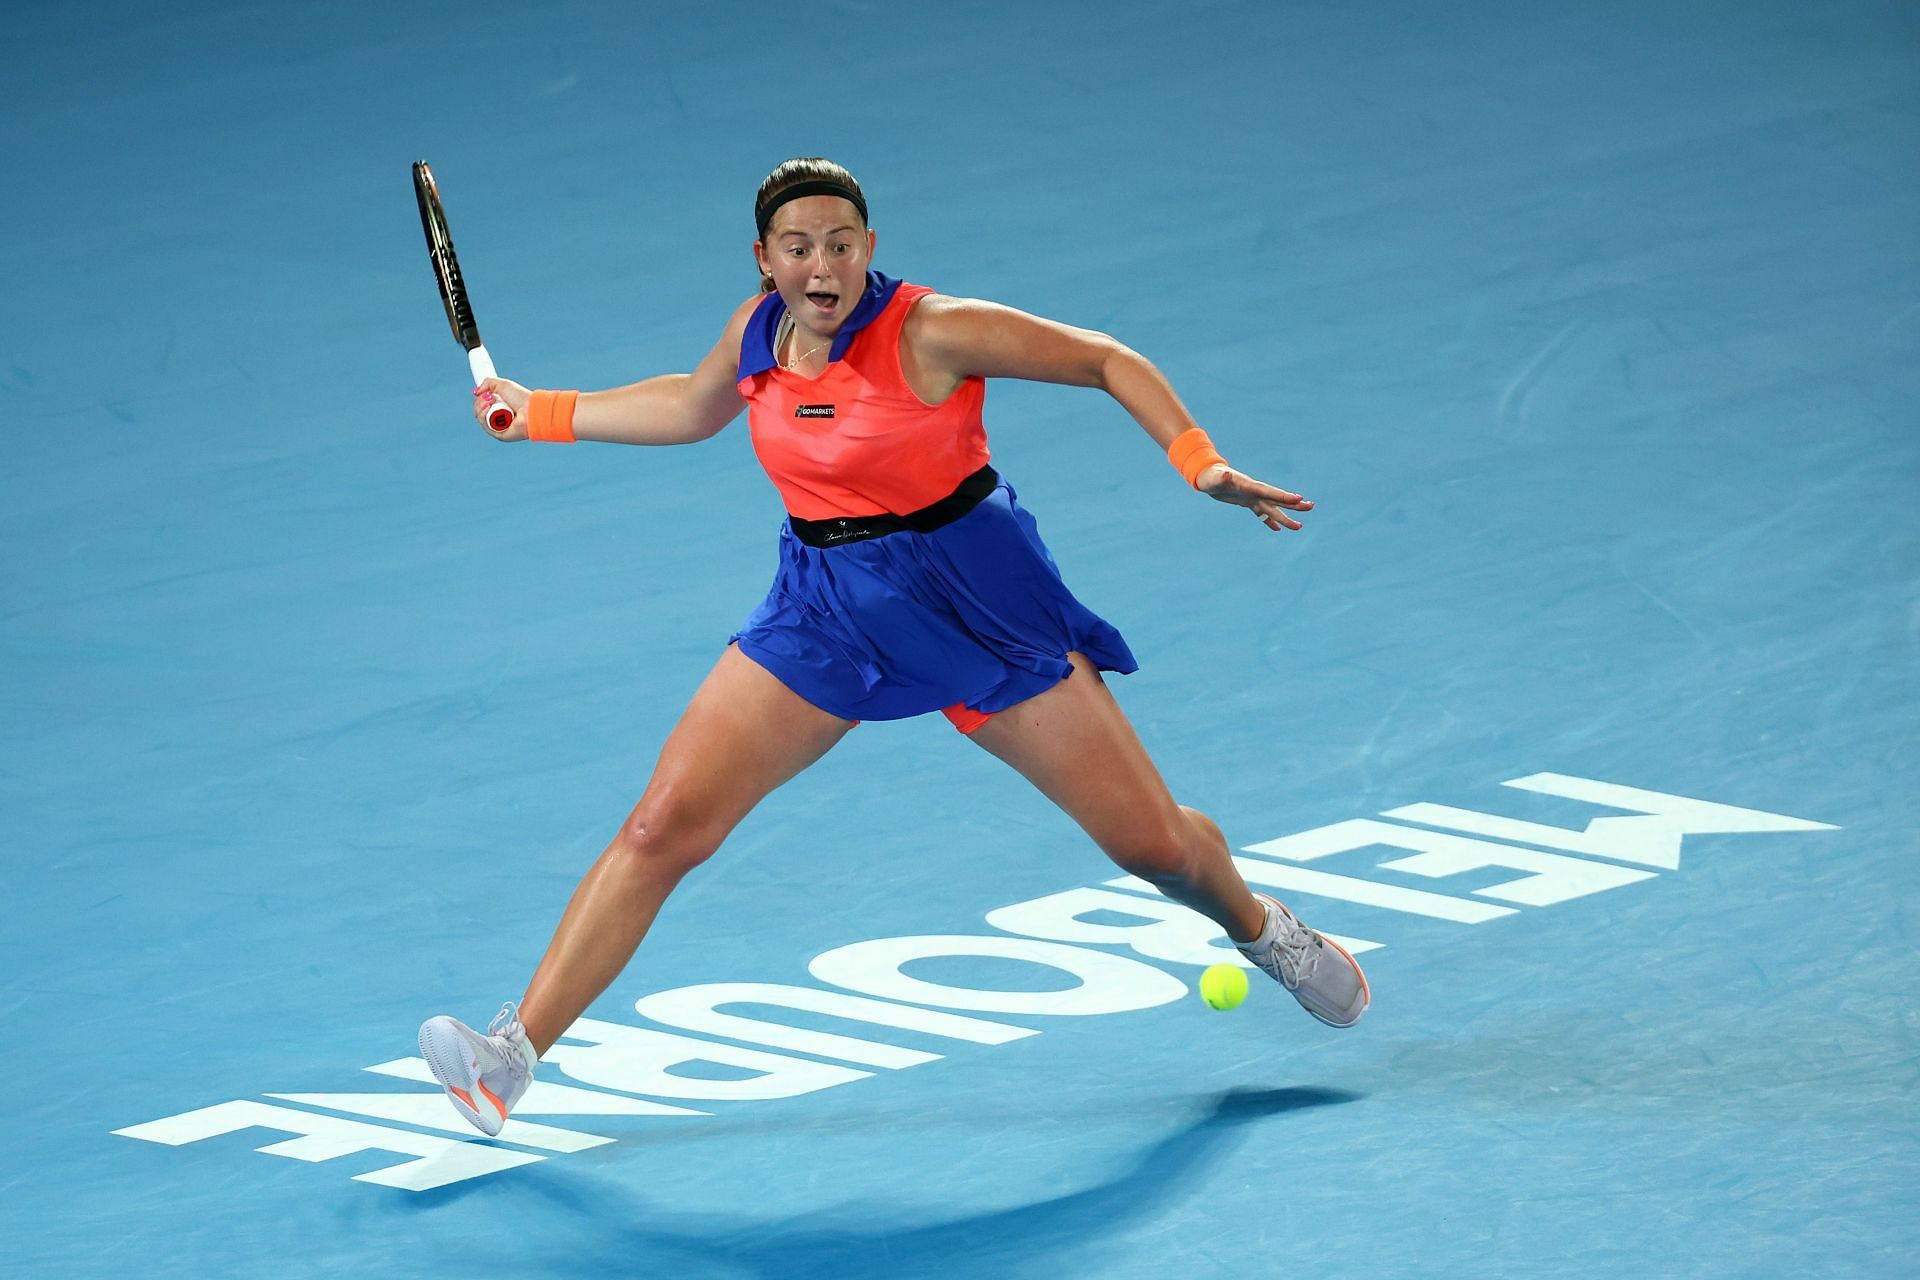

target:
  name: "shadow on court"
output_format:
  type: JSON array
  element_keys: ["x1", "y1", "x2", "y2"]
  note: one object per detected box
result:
[{"x1": 491, "y1": 1085, "x2": 1360, "y2": 1279}]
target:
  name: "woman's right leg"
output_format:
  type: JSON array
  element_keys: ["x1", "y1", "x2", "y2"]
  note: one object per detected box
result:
[{"x1": 516, "y1": 644, "x2": 853, "y2": 1055}]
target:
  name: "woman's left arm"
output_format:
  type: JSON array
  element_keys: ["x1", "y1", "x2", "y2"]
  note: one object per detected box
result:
[{"x1": 905, "y1": 296, "x2": 1313, "y2": 531}]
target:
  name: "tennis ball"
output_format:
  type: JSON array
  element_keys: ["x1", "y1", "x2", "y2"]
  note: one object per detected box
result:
[{"x1": 1199, "y1": 963, "x2": 1248, "y2": 1010}]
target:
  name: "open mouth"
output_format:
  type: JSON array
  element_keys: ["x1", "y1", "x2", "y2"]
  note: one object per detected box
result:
[{"x1": 804, "y1": 291, "x2": 840, "y2": 313}]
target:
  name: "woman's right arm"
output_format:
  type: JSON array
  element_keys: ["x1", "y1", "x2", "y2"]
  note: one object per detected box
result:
[{"x1": 473, "y1": 295, "x2": 761, "y2": 445}]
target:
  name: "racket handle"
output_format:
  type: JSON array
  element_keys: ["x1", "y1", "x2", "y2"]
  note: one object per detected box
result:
[{"x1": 466, "y1": 344, "x2": 515, "y2": 432}]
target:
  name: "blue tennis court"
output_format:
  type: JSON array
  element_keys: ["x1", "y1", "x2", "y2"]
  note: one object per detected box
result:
[{"x1": 5, "y1": 1, "x2": 1916, "y2": 1275}]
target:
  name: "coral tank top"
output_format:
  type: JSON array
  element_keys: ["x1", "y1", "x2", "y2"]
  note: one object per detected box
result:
[{"x1": 736, "y1": 274, "x2": 991, "y2": 520}]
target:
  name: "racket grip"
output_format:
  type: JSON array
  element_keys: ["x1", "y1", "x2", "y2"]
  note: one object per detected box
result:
[{"x1": 466, "y1": 344, "x2": 515, "y2": 431}]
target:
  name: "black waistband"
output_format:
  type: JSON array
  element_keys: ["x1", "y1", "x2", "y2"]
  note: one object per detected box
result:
[{"x1": 788, "y1": 465, "x2": 999, "y2": 548}]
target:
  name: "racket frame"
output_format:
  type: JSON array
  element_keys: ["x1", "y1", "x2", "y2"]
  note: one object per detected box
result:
[{"x1": 414, "y1": 161, "x2": 513, "y2": 431}]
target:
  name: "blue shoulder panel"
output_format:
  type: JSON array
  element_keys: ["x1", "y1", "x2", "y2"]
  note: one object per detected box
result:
[{"x1": 737, "y1": 271, "x2": 903, "y2": 381}]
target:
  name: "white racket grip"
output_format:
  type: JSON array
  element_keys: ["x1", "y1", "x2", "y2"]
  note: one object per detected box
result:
[{"x1": 467, "y1": 345, "x2": 514, "y2": 431}]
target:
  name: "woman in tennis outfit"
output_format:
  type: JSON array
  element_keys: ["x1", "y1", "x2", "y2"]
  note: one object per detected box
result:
[{"x1": 419, "y1": 158, "x2": 1368, "y2": 1137}]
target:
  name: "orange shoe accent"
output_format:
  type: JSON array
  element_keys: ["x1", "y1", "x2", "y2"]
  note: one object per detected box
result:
[
  {"x1": 449, "y1": 1085, "x2": 477, "y2": 1112},
  {"x1": 941, "y1": 703, "x2": 992, "y2": 734},
  {"x1": 477, "y1": 1080, "x2": 508, "y2": 1120}
]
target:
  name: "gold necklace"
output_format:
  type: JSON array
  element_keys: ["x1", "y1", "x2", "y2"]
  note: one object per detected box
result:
[{"x1": 778, "y1": 313, "x2": 824, "y2": 371}]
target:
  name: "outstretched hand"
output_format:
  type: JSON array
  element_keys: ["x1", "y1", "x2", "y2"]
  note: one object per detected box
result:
[{"x1": 1196, "y1": 464, "x2": 1314, "y2": 531}]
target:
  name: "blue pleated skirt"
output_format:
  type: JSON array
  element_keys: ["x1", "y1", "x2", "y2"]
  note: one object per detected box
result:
[{"x1": 730, "y1": 479, "x2": 1137, "y2": 722}]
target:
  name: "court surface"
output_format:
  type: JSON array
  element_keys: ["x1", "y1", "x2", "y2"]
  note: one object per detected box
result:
[{"x1": 4, "y1": 1, "x2": 1917, "y2": 1275}]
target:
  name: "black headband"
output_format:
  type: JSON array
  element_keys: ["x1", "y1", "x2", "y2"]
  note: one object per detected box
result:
[{"x1": 756, "y1": 180, "x2": 868, "y2": 237}]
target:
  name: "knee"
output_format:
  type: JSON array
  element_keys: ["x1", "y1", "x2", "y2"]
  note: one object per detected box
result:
[
  {"x1": 610, "y1": 801, "x2": 722, "y2": 882},
  {"x1": 1105, "y1": 821, "x2": 1198, "y2": 886},
  {"x1": 1179, "y1": 805, "x2": 1226, "y2": 850},
  {"x1": 1107, "y1": 806, "x2": 1223, "y2": 886}
]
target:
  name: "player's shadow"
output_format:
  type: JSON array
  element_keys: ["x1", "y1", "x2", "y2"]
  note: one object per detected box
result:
[{"x1": 528, "y1": 1084, "x2": 1359, "y2": 1279}]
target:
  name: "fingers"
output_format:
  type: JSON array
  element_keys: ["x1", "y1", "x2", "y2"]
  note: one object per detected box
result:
[
  {"x1": 1250, "y1": 501, "x2": 1303, "y2": 532},
  {"x1": 1246, "y1": 476, "x2": 1312, "y2": 510},
  {"x1": 1206, "y1": 467, "x2": 1311, "y2": 531},
  {"x1": 1206, "y1": 466, "x2": 1312, "y2": 511},
  {"x1": 472, "y1": 379, "x2": 516, "y2": 434}
]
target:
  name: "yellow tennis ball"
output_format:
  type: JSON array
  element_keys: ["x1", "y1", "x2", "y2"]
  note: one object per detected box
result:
[{"x1": 1199, "y1": 963, "x2": 1248, "y2": 1010}]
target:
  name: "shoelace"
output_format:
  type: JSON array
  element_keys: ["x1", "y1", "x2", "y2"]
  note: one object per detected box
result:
[
  {"x1": 1272, "y1": 929, "x2": 1315, "y2": 984},
  {"x1": 487, "y1": 1001, "x2": 521, "y2": 1040},
  {"x1": 1248, "y1": 903, "x2": 1317, "y2": 985}
]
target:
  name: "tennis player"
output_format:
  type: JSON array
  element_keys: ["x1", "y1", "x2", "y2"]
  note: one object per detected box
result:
[{"x1": 420, "y1": 158, "x2": 1368, "y2": 1137}]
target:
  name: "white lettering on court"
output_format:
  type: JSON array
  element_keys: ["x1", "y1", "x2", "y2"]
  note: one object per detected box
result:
[
  {"x1": 633, "y1": 982, "x2": 1036, "y2": 1068},
  {"x1": 808, "y1": 933, "x2": 1186, "y2": 1015},
  {"x1": 1241, "y1": 820, "x2": 1655, "y2": 908},
  {"x1": 113, "y1": 1100, "x2": 543, "y2": 1191},
  {"x1": 1383, "y1": 773, "x2": 1837, "y2": 870},
  {"x1": 540, "y1": 1017, "x2": 872, "y2": 1101},
  {"x1": 114, "y1": 773, "x2": 1837, "y2": 1191}
]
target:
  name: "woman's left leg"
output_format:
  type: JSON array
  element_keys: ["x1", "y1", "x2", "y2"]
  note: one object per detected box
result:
[
  {"x1": 968, "y1": 652, "x2": 1370, "y2": 1027},
  {"x1": 966, "y1": 653, "x2": 1267, "y2": 944}
]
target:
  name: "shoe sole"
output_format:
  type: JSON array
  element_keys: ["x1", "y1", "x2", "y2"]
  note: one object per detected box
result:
[{"x1": 418, "y1": 1017, "x2": 508, "y2": 1137}]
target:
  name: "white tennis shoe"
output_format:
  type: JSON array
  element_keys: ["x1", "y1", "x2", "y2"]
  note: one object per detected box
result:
[
  {"x1": 419, "y1": 1002, "x2": 539, "y2": 1136},
  {"x1": 1238, "y1": 894, "x2": 1371, "y2": 1028}
]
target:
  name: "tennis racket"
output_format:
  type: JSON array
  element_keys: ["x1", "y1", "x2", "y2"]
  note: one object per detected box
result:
[{"x1": 413, "y1": 160, "x2": 515, "y2": 432}]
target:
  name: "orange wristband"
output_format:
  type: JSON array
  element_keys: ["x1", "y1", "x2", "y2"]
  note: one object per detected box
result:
[
  {"x1": 526, "y1": 389, "x2": 579, "y2": 443},
  {"x1": 1167, "y1": 427, "x2": 1228, "y2": 488}
]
